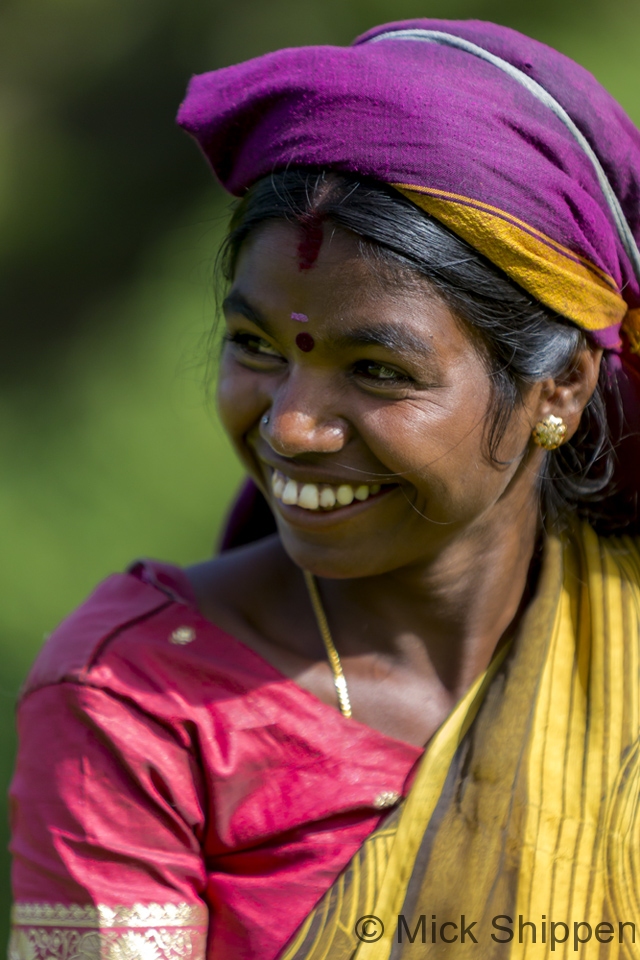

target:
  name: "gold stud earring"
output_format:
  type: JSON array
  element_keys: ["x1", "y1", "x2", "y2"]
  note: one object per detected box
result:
[{"x1": 532, "y1": 415, "x2": 566, "y2": 450}]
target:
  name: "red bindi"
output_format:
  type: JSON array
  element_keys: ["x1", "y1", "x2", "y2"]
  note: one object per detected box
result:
[
  {"x1": 295, "y1": 332, "x2": 315, "y2": 352},
  {"x1": 297, "y1": 223, "x2": 323, "y2": 270}
]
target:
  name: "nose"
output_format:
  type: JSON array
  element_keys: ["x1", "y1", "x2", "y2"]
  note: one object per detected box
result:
[{"x1": 262, "y1": 376, "x2": 349, "y2": 457}]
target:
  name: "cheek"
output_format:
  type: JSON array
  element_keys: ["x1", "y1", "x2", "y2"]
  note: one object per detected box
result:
[
  {"x1": 216, "y1": 355, "x2": 265, "y2": 447},
  {"x1": 359, "y1": 389, "x2": 505, "y2": 511},
  {"x1": 361, "y1": 396, "x2": 487, "y2": 475}
]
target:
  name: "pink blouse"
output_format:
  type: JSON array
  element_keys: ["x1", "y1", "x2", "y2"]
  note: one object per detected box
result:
[{"x1": 9, "y1": 562, "x2": 422, "y2": 960}]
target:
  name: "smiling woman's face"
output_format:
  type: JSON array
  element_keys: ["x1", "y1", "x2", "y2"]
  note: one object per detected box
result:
[{"x1": 218, "y1": 220, "x2": 544, "y2": 579}]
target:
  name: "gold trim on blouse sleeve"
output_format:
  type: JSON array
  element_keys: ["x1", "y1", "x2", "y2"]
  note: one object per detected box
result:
[{"x1": 9, "y1": 902, "x2": 208, "y2": 960}]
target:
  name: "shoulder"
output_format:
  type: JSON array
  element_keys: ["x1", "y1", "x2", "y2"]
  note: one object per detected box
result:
[
  {"x1": 21, "y1": 557, "x2": 271, "y2": 705},
  {"x1": 22, "y1": 568, "x2": 177, "y2": 698},
  {"x1": 21, "y1": 551, "x2": 289, "y2": 713}
]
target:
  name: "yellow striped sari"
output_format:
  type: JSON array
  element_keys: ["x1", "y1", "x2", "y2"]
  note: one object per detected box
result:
[{"x1": 281, "y1": 523, "x2": 640, "y2": 959}]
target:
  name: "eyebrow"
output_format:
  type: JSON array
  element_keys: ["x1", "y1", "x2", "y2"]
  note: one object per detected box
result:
[
  {"x1": 332, "y1": 323, "x2": 433, "y2": 357},
  {"x1": 222, "y1": 291, "x2": 274, "y2": 336},
  {"x1": 223, "y1": 291, "x2": 434, "y2": 357}
]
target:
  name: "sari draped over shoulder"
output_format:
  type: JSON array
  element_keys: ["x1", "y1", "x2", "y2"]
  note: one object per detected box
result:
[{"x1": 279, "y1": 524, "x2": 640, "y2": 959}]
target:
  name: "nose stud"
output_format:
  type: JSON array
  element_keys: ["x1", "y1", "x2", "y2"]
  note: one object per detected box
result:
[{"x1": 262, "y1": 414, "x2": 270, "y2": 425}]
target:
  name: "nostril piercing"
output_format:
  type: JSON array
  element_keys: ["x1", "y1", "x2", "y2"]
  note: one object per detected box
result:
[{"x1": 262, "y1": 414, "x2": 270, "y2": 425}]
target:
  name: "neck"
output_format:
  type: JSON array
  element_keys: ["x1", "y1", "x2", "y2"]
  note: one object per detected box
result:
[{"x1": 321, "y1": 493, "x2": 542, "y2": 698}]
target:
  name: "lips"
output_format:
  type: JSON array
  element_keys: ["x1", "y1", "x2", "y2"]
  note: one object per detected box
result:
[{"x1": 270, "y1": 469, "x2": 391, "y2": 512}]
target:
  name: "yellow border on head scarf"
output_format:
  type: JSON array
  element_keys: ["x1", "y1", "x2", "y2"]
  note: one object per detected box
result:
[{"x1": 394, "y1": 184, "x2": 627, "y2": 333}]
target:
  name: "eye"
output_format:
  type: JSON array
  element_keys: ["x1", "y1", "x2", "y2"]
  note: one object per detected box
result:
[
  {"x1": 226, "y1": 332, "x2": 285, "y2": 360},
  {"x1": 353, "y1": 359, "x2": 413, "y2": 385}
]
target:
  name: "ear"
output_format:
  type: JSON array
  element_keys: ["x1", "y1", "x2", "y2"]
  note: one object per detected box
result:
[{"x1": 530, "y1": 345, "x2": 603, "y2": 442}]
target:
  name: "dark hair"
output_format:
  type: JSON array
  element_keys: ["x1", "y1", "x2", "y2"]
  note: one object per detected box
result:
[{"x1": 220, "y1": 169, "x2": 619, "y2": 530}]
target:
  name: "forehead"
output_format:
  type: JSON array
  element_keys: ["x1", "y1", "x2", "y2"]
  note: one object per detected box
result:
[
  {"x1": 235, "y1": 220, "x2": 374, "y2": 290},
  {"x1": 231, "y1": 220, "x2": 460, "y2": 337}
]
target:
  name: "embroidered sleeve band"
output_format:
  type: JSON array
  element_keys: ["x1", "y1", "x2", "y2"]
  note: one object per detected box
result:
[{"x1": 9, "y1": 902, "x2": 208, "y2": 960}]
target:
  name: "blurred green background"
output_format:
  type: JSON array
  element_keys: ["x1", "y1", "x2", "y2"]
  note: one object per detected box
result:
[{"x1": 1, "y1": 0, "x2": 639, "y2": 944}]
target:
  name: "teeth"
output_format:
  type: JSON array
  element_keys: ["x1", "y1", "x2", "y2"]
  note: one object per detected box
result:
[
  {"x1": 282, "y1": 479, "x2": 298, "y2": 505},
  {"x1": 319, "y1": 487, "x2": 336, "y2": 508},
  {"x1": 270, "y1": 470, "x2": 388, "y2": 512},
  {"x1": 336, "y1": 485, "x2": 354, "y2": 506},
  {"x1": 298, "y1": 484, "x2": 320, "y2": 510}
]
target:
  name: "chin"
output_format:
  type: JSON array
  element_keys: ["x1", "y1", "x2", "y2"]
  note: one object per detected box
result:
[{"x1": 276, "y1": 526, "x2": 399, "y2": 580}]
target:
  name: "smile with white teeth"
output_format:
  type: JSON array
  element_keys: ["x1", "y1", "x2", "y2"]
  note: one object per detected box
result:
[{"x1": 270, "y1": 470, "x2": 383, "y2": 511}]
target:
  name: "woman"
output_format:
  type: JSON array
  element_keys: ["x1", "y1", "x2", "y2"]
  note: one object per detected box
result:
[{"x1": 9, "y1": 18, "x2": 640, "y2": 960}]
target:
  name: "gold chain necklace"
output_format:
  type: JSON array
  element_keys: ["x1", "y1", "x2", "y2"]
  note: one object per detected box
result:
[{"x1": 303, "y1": 570, "x2": 352, "y2": 718}]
